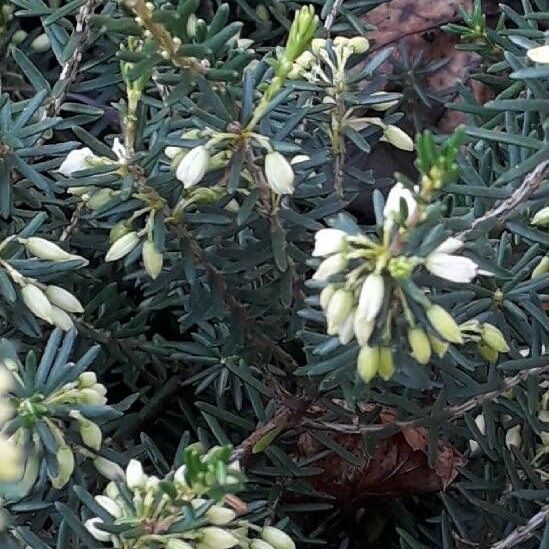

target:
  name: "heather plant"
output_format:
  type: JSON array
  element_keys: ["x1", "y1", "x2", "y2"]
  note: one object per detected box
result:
[{"x1": 0, "y1": 0, "x2": 547, "y2": 547}]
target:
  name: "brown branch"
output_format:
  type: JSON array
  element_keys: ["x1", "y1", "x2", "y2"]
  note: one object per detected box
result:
[
  {"x1": 231, "y1": 392, "x2": 311, "y2": 462},
  {"x1": 302, "y1": 363, "x2": 549, "y2": 435},
  {"x1": 490, "y1": 505, "x2": 549, "y2": 549},
  {"x1": 458, "y1": 160, "x2": 549, "y2": 240}
]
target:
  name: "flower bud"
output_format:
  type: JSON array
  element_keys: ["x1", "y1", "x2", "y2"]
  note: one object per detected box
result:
[
  {"x1": 353, "y1": 314, "x2": 375, "y2": 346},
  {"x1": 319, "y1": 285, "x2": 335, "y2": 310},
  {"x1": 531, "y1": 206, "x2": 549, "y2": 226},
  {"x1": 201, "y1": 526, "x2": 239, "y2": 549},
  {"x1": 166, "y1": 540, "x2": 194, "y2": 549},
  {"x1": 126, "y1": 459, "x2": 147, "y2": 489},
  {"x1": 105, "y1": 231, "x2": 140, "y2": 262},
  {"x1": 338, "y1": 309, "x2": 356, "y2": 345},
  {"x1": 11, "y1": 30, "x2": 28, "y2": 45},
  {"x1": 478, "y1": 342, "x2": 499, "y2": 363},
  {"x1": 24, "y1": 237, "x2": 82, "y2": 263},
  {"x1": 94, "y1": 456, "x2": 124, "y2": 480},
  {"x1": 176, "y1": 145, "x2": 210, "y2": 188},
  {"x1": 261, "y1": 526, "x2": 296, "y2": 549},
  {"x1": 51, "y1": 444, "x2": 75, "y2": 488},
  {"x1": 21, "y1": 284, "x2": 54, "y2": 324},
  {"x1": 87, "y1": 188, "x2": 117, "y2": 210},
  {"x1": 407, "y1": 327, "x2": 431, "y2": 365},
  {"x1": 312, "y1": 228, "x2": 347, "y2": 257},
  {"x1": 95, "y1": 495, "x2": 122, "y2": 518},
  {"x1": 251, "y1": 541, "x2": 276, "y2": 549},
  {"x1": 165, "y1": 146, "x2": 184, "y2": 159},
  {"x1": 78, "y1": 371, "x2": 97, "y2": 387},
  {"x1": 326, "y1": 289, "x2": 353, "y2": 335},
  {"x1": 505, "y1": 425, "x2": 521, "y2": 450},
  {"x1": 264, "y1": 151, "x2": 295, "y2": 195},
  {"x1": 426, "y1": 304, "x2": 463, "y2": 344},
  {"x1": 311, "y1": 38, "x2": 326, "y2": 54},
  {"x1": 527, "y1": 44, "x2": 549, "y2": 64},
  {"x1": 428, "y1": 334, "x2": 449, "y2": 358},
  {"x1": 358, "y1": 273, "x2": 384, "y2": 322},
  {"x1": 110, "y1": 220, "x2": 132, "y2": 243},
  {"x1": 532, "y1": 256, "x2": 549, "y2": 279},
  {"x1": 357, "y1": 345, "x2": 379, "y2": 383},
  {"x1": 30, "y1": 33, "x2": 51, "y2": 52},
  {"x1": 79, "y1": 387, "x2": 107, "y2": 405},
  {"x1": 312, "y1": 253, "x2": 347, "y2": 280},
  {"x1": 382, "y1": 125, "x2": 414, "y2": 151},
  {"x1": 51, "y1": 305, "x2": 74, "y2": 331},
  {"x1": 481, "y1": 323, "x2": 509, "y2": 353},
  {"x1": 369, "y1": 91, "x2": 399, "y2": 111},
  {"x1": 349, "y1": 36, "x2": 369, "y2": 54},
  {"x1": 45, "y1": 285, "x2": 84, "y2": 313},
  {"x1": 70, "y1": 410, "x2": 102, "y2": 450},
  {"x1": 58, "y1": 148, "x2": 97, "y2": 176},
  {"x1": 206, "y1": 505, "x2": 237, "y2": 526},
  {"x1": 378, "y1": 347, "x2": 394, "y2": 380},
  {"x1": 142, "y1": 240, "x2": 163, "y2": 280},
  {"x1": 0, "y1": 435, "x2": 22, "y2": 481},
  {"x1": 85, "y1": 518, "x2": 111, "y2": 542},
  {"x1": 333, "y1": 36, "x2": 349, "y2": 47}
]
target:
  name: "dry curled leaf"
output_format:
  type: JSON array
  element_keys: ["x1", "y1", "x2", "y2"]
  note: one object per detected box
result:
[{"x1": 298, "y1": 405, "x2": 465, "y2": 502}]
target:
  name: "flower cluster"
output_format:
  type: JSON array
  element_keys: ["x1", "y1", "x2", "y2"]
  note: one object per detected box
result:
[
  {"x1": 0, "y1": 330, "x2": 117, "y2": 494},
  {"x1": 85, "y1": 445, "x2": 295, "y2": 549},
  {"x1": 309, "y1": 175, "x2": 498, "y2": 382},
  {"x1": 0, "y1": 366, "x2": 21, "y2": 484},
  {"x1": 0, "y1": 236, "x2": 87, "y2": 330}
]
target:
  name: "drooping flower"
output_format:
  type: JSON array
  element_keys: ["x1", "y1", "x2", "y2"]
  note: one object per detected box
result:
[
  {"x1": 105, "y1": 231, "x2": 140, "y2": 262},
  {"x1": 58, "y1": 148, "x2": 98, "y2": 176},
  {"x1": 264, "y1": 151, "x2": 295, "y2": 195},
  {"x1": 357, "y1": 273, "x2": 384, "y2": 322},
  {"x1": 425, "y1": 252, "x2": 478, "y2": 283},
  {"x1": 175, "y1": 145, "x2": 210, "y2": 188},
  {"x1": 326, "y1": 289, "x2": 353, "y2": 335},
  {"x1": 312, "y1": 253, "x2": 347, "y2": 280},
  {"x1": 312, "y1": 228, "x2": 347, "y2": 257},
  {"x1": 426, "y1": 304, "x2": 463, "y2": 344},
  {"x1": 383, "y1": 182, "x2": 417, "y2": 225}
]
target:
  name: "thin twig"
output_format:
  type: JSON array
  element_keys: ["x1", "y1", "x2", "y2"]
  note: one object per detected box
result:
[
  {"x1": 490, "y1": 505, "x2": 549, "y2": 549},
  {"x1": 458, "y1": 160, "x2": 549, "y2": 240},
  {"x1": 302, "y1": 363, "x2": 549, "y2": 435},
  {"x1": 231, "y1": 392, "x2": 311, "y2": 462},
  {"x1": 40, "y1": 0, "x2": 97, "y2": 130},
  {"x1": 324, "y1": 0, "x2": 344, "y2": 33}
]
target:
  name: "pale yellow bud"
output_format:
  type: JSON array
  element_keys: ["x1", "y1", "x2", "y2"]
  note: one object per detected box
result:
[
  {"x1": 50, "y1": 305, "x2": 74, "y2": 331},
  {"x1": 481, "y1": 323, "x2": 509, "y2": 353},
  {"x1": 407, "y1": 327, "x2": 431, "y2": 365},
  {"x1": 348, "y1": 36, "x2": 369, "y2": 54},
  {"x1": 142, "y1": 240, "x2": 163, "y2": 279},
  {"x1": 426, "y1": 304, "x2": 463, "y2": 344},
  {"x1": 51, "y1": 445, "x2": 75, "y2": 488},
  {"x1": 261, "y1": 526, "x2": 296, "y2": 549},
  {"x1": 21, "y1": 284, "x2": 54, "y2": 324},
  {"x1": 357, "y1": 345, "x2": 379, "y2": 382},
  {"x1": 105, "y1": 231, "x2": 140, "y2": 262},
  {"x1": 45, "y1": 285, "x2": 84, "y2": 313}
]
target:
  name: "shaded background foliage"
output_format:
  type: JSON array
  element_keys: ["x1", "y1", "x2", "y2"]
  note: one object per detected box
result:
[{"x1": 0, "y1": 0, "x2": 548, "y2": 547}]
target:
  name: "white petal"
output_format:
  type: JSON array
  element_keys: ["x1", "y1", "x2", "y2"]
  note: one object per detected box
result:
[
  {"x1": 312, "y1": 253, "x2": 346, "y2": 280},
  {"x1": 383, "y1": 182, "x2": 417, "y2": 224},
  {"x1": 357, "y1": 273, "x2": 384, "y2": 321},
  {"x1": 426, "y1": 253, "x2": 478, "y2": 283},
  {"x1": 264, "y1": 152, "x2": 295, "y2": 195},
  {"x1": 527, "y1": 45, "x2": 549, "y2": 64},
  {"x1": 338, "y1": 309, "x2": 355, "y2": 345},
  {"x1": 312, "y1": 228, "x2": 347, "y2": 257},
  {"x1": 432, "y1": 237, "x2": 463, "y2": 255},
  {"x1": 58, "y1": 148, "x2": 97, "y2": 177},
  {"x1": 175, "y1": 146, "x2": 209, "y2": 188}
]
